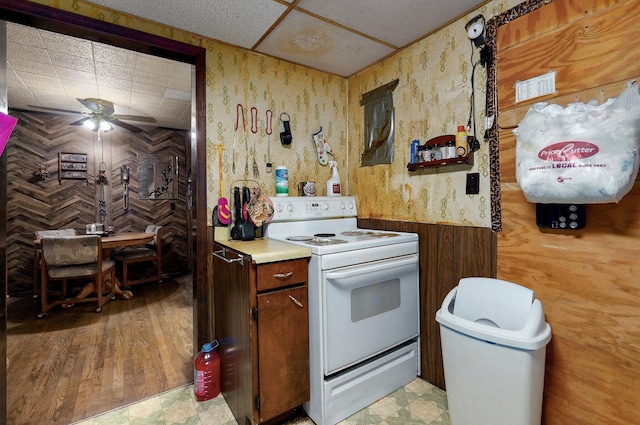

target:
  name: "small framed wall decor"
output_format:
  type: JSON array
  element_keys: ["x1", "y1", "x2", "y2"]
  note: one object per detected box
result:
[{"x1": 58, "y1": 152, "x2": 88, "y2": 184}]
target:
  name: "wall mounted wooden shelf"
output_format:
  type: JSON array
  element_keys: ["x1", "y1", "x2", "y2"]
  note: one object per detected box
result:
[
  {"x1": 407, "y1": 134, "x2": 475, "y2": 171},
  {"x1": 58, "y1": 152, "x2": 88, "y2": 184}
]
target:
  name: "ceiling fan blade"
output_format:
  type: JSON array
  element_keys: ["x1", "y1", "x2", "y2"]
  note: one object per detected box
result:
[
  {"x1": 70, "y1": 116, "x2": 92, "y2": 126},
  {"x1": 27, "y1": 105, "x2": 85, "y2": 115},
  {"x1": 112, "y1": 114, "x2": 157, "y2": 123},
  {"x1": 105, "y1": 116, "x2": 143, "y2": 133}
]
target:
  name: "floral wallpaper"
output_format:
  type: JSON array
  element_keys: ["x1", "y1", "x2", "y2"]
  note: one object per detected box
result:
[
  {"x1": 347, "y1": 0, "x2": 522, "y2": 227},
  {"x1": 28, "y1": 0, "x2": 523, "y2": 228}
]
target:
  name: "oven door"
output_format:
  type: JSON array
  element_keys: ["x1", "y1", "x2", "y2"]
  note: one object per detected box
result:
[{"x1": 322, "y1": 254, "x2": 419, "y2": 375}]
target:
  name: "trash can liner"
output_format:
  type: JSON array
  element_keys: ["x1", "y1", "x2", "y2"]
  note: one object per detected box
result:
[{"x1": 453, "y1": 277, "x2": 535, "y2": 331}]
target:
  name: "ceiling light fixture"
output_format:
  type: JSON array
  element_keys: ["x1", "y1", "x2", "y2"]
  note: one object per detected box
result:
[{"x1": 82, "y1": 116, "x2": 113, "y2": 132}]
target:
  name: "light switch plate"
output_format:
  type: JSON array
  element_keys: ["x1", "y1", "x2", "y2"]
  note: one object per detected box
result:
[{"x1": 466, "y1": 173, "x2": 479, "y2": 195}]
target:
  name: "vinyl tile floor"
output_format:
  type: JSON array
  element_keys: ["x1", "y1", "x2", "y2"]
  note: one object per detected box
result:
[{"x1": 72, "y1": 378, "x2": 450, "y2": 425}]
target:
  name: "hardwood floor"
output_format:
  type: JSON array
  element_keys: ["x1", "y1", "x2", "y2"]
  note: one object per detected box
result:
[{"x1": 6, "y1": 274, "x2": 193, "y2": 425}]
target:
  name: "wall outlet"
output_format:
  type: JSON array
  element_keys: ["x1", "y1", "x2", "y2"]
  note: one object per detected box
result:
[{"x1": 466, "y1": 173, "x2": 479, "y2": 194}]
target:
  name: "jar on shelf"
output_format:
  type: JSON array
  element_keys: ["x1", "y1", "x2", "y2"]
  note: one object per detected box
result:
[
  {"x1": 433, "y1": 143, "x2": 443, "y2": 160},
  {"x1": 444, "y1": 141, "x2": 456, "y2": 159},
  {"x1": 423, "y1": 145, "x2": 433, "y2": 162}
]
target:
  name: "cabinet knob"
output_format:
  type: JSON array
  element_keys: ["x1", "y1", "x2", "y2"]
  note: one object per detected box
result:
[
  {"x1": 288, "y1": 294, "x2": 304, "y2": 308},
  {"x1": 273, "y1": 272, "x2": 293, "y2": 280}
]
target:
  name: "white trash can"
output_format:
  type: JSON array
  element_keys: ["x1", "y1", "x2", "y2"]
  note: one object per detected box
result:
[{"x1": 435, "y1": 277, "x2": 552, "y2": 425}]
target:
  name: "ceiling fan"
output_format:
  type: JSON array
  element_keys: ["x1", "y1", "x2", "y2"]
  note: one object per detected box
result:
[{"x1": 29, "y1": 98, "x2": 157, "y2": 133}]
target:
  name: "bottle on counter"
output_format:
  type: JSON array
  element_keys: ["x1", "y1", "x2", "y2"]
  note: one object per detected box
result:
[
  {"x1": 275, "y1": 166, "x2": 288, "y2": 197},
  {"x1": 326, "y1": 161, "x2": 342, "y2": 196},
  {"x1": 456, "y1": 125, "x2": 468, "y2": 157}
]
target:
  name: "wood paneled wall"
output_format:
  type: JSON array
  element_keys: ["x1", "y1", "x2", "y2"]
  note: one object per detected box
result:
[
  {"x1": 495, "y1": 1, "x2": 640, "y2": 423},
  {"x1": 7, "y1": 110, "x2": 190, "y2": 294},
  {"x1": 358, "y1": 218, "x2": 495, "y2": 389}
]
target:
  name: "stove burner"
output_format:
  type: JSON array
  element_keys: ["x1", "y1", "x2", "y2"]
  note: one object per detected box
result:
[
  {"x1": 314, "y1": 233, "x2": 336, "y2": 238},
  {"x1": 306, "y1": 238, "x2": 348, "y2": 246},
  {"x1": 286, "y1": 236, "x2": 313, "y2": 241},
  {"x1": 341, "y1": 230, "x2": 374, "y2": 236},
  {"x1": 369, "y1": 232, "x2": 400, "y2": 238}
]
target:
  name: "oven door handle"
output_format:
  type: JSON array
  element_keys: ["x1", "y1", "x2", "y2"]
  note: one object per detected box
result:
[{"x1": 324, "y1": 256, "x2": 417, "y2": 281}]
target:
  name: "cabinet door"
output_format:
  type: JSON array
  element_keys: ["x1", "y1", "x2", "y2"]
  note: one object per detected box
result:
[
  {"x1": 213, "y1": 245, "x2": 252, "y2": 423},
  {"x1": 257, "y1": 285, "x2": 310, "y2": 422}
]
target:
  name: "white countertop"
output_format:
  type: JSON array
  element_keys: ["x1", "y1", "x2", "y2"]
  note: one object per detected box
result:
[{"x1": 213, "y1": 226, "x2": 311, "y2": 264}]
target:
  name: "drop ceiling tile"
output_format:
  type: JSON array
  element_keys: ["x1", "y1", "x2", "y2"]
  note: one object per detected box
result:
[
  {"x1": 135, "y1": 55, "x2": 178, "y2": 77},
  {"x1": 164, "y1": 88, "x2": 191, "y2": 102},
  {"x1": 40, "y1": 31, "x2": 94, "y2": 58},
  {"x1": 88, "y1": 0, "x2": 289, "y2": 49},
  {"x1": 129, "y1": 98, "x2": 161, "y2": 117},
  {"x1": 132, "y1": 80, "x2": 166, "y2": 97},
  {"x1": 8, "y1": 58, "x2": 56, "y2": 77},
  {"x1": 133, "y1": 70, "x2": 172, "y2": 87},
  {"x1": 34, "y1": 93, "x2": 77, "y2": 108},
  {"x1": 16, "y1": 72, "x2": 62, "y2": 90},
  {"x1": 95, "y1": 62, "x2": 135, "y2": 81},
  {"x1": 7, "y1": 23, "x2": 45, "y2": 48},
  {"x1": 97, "y1": 74, "x2": 133, "y2": 91},
  {"x1": 59, "y1": 79, "x2": 98, "y2": 97},
  {"x1": 7, "y1": 42, "x2": 50, "y2": 65},
  {"x1": 55, "y1": 67, "x2": 97, "y2": 85},
  {"x1": 255, "y1": 10, "x2": 394, "y2": 76},
  {"x1": 8, "y1": 90, "x2": 37, "y2": 107},
  {"x1": 93, "y1": 43, "x2": 139, "y2": 66},
  {"x1": 157, "y1": 98, "x2": 190, "y2": 117},
  {"x1": 49, "y1": 51, "x2": 95, "y2": 72},
  {"x1": 298, "y1": 0, "x2": 481, "y2": 48},
  {"x1": 167, "y1": 77, "x2": 192, "y2": 93}
]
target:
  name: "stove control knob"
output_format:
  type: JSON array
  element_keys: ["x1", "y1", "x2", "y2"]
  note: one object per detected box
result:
[
  {"x1": 339, "y1": 202, "x2": 346, "y2": 210},
  {"x1": 323, "y1": 203, "x2": 329, "y2": 210},
  {"x1": 348, "y1": 202, "x2": 354, "y2": 210},
  {"x1": 287, "y1": 203, "x2": 294, "y2": 212},
  {"x1": 275, "y1": 204, "x2": 283, "y2": 213}
]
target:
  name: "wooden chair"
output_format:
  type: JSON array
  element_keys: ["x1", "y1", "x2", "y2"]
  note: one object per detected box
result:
[
  {"x1": 39, "y1": 235, "x2": 116, "y2": 318},
  {"x1": 33, "y1": 228, "x2": 77, "y2": 299},
  {"x1": 112, "y1": 225, "x2": 163, "y2": 287}
]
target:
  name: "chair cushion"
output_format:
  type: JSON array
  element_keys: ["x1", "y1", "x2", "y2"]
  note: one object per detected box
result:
[
  {"x1": 48, "y1": 260, "x2": 114, "y2": 279},
  {"x1": 112, "y1": 247, "x2": 157, "y2": 261}
]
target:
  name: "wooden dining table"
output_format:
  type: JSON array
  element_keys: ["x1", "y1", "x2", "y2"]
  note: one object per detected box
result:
[
  {"x1": 101, "y1": 232, "x2": 155, "y2": 299},
  {"x1": 35, "y1": 231, "x2": 155, "y2": 302}
]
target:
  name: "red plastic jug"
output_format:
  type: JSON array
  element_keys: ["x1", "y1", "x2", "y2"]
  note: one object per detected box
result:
[{"x1": 194, "y1": 340, "x2": 220, "y2": 401}]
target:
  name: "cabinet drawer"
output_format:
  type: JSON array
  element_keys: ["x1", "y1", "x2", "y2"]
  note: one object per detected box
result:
[{"x1": 256, "y1": 258, "x2": 308, "y2": 292}]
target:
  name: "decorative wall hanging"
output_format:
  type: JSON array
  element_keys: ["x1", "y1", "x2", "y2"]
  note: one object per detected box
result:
[
  {"x1": 58, "y1": 152, "x2": 88, "y2": 184},
  {"x1": 121, "y1": 165, "x2": 130, "y2": 211},
  {"x1": 97, "y1": 161, "x2": 107, "y2": 223},
  {"x1": 360, "y1": 79, "x2": 399, "y2": 166},
  {"x1": 138, "y1": 154, "x2": 177, "y2": 200}
]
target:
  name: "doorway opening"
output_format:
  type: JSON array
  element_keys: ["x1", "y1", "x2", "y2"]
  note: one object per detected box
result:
[{"x1": 0, "y1": 1, "x2": 209, "y2": 423}]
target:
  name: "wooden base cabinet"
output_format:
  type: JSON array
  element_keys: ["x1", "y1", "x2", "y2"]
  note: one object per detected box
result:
[{"x1": 213, "y1": 243, "x2": 310, "y2": 424}]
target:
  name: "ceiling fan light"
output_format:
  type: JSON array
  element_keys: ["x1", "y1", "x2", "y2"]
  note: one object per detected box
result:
[
  {"x1": 83, "y1": 118, "x2": 98, "y2": 130},
  {"x1": 100, "y1": 120, "x2": 113, "y2": 131}
]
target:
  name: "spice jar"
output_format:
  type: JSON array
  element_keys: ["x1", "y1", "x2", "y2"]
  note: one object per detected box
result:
[
  {"x1": 444, "y1": 141, "x2": 456, "y2": 159},
  {"x1": 433, "y1": 143, "x2": 443, "y2": 160},
  {"x1": 423, "y1": 145, "x2": 433, "y2": 162}
]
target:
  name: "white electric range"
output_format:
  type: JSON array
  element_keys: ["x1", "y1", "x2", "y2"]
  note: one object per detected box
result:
[{"x1": 264, "y1": 196, "x2": 420, "y2": 425}]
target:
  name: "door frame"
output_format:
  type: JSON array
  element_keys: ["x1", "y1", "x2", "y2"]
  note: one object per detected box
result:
[{"x1": 0, "y1": 0, "x2": 210, "y2": 419}]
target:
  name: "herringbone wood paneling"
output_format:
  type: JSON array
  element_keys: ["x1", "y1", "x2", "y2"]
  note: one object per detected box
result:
[{"x1": 7, "y1": 110, "x2": 190, "y2": 294}]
